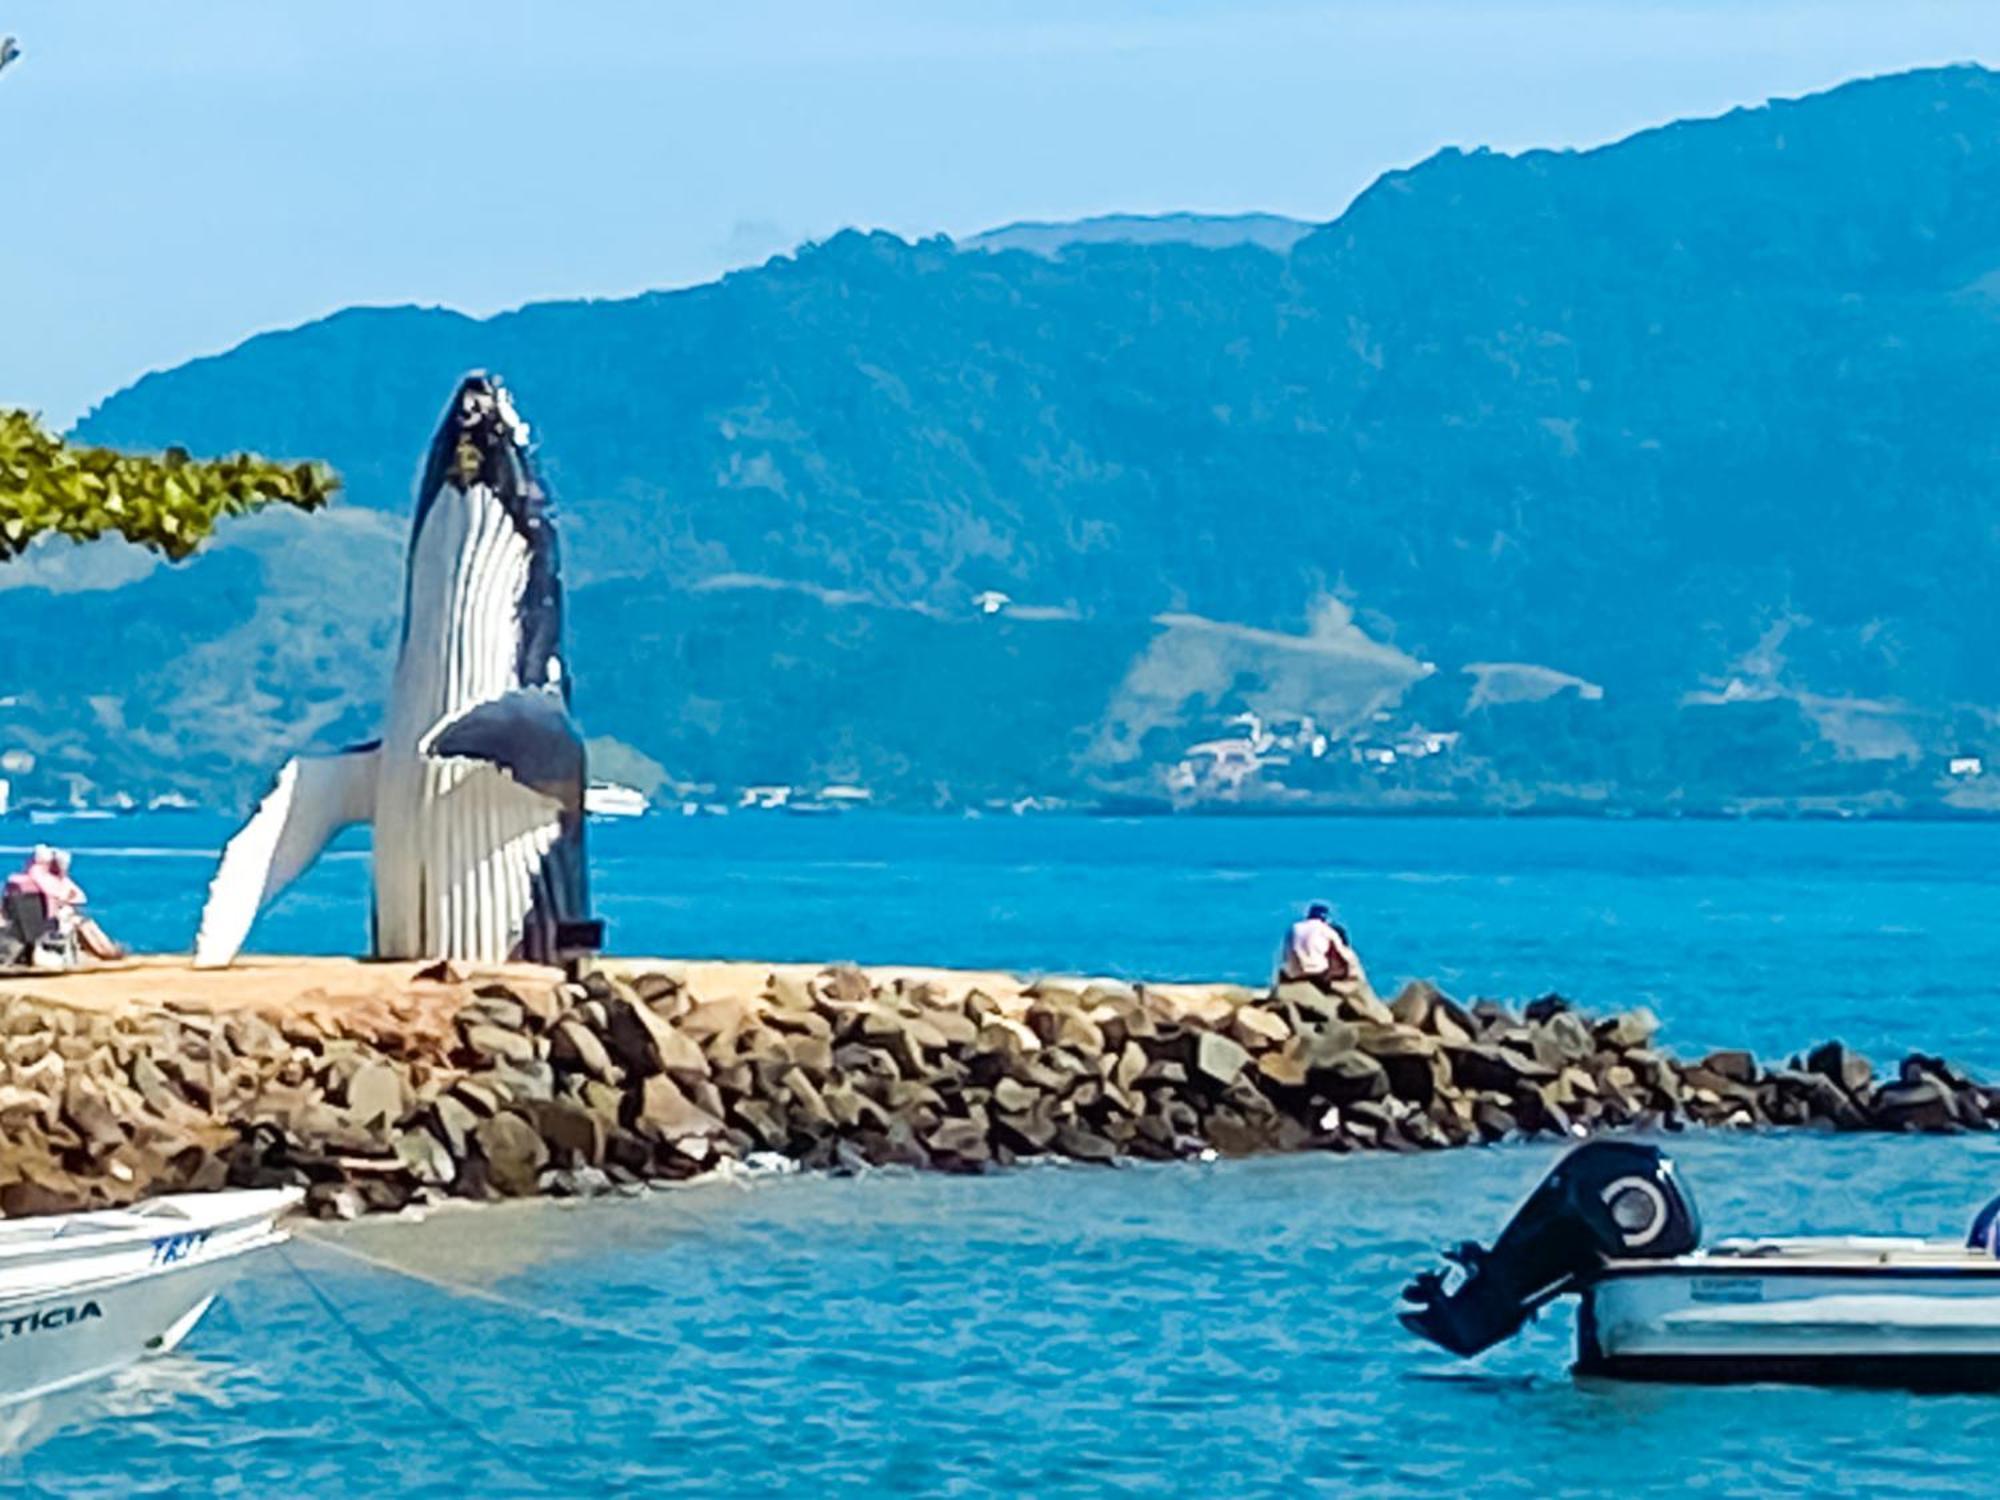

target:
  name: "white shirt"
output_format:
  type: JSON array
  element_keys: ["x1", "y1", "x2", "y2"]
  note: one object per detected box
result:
[{"x1": 1280, "y1": 916, "x2": 1341, "y2": 979}]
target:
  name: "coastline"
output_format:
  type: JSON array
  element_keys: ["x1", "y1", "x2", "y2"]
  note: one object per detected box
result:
[{"x1": 0, "y1": 954, "x2": 1988, "y2": 1219}]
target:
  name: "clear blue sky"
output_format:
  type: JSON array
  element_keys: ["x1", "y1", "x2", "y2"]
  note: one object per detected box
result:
[{"x1": 7, "y1": 0, "x2": 2000, "y2": 428}]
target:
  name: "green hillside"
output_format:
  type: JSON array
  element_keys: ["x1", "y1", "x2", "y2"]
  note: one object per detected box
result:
[{"x1": 29, "y1": 66, "x2": 2000, "y2": 815}]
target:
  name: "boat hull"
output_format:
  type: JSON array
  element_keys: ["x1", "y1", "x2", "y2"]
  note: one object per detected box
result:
[
  {"x1": 0, "y1": 1255, "x2": 238, "y2": 1406},
  {"x1": 0, "y1": 1189, "x2": 295, "y2": 1407},
  {"x1": 1582, "y1": 1258, "x2": 2000, "y2": 1388}
]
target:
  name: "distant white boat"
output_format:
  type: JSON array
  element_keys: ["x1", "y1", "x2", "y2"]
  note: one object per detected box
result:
[
  {"x1": 584, "y1": 783, "x2": 650, "y2": 819},
  {"x1": 0, "y1": 1189, "x2": 297, "y2": 1406},
  {"x1": 775, "y1": 786, "x2": 871, "y2": 817}
]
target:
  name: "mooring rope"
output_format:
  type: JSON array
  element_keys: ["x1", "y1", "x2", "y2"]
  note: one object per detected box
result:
[
  {"x1": 290, "y1": 1227, "x2": 683, "y2": 1352},
  {"x1": 276, "y1": 1243, "x2": 549, "y2": 1476}
]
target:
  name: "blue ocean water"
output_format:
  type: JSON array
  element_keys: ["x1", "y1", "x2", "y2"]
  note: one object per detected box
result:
[
  {"x1": 17, "y1": 810, "x2": 1999, "y2": 1067},
  {"x1": 5, "y1": 812, "x2": 2000, "y2": 1495}
]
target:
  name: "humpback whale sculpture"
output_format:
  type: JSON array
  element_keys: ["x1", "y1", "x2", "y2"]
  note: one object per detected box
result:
[{"x1": 194, "y1": 374, "x2": 591, "y2": 967}]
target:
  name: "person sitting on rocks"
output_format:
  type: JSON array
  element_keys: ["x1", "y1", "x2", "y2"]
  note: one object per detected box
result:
[
  {"x1": 1276, "y1": 902, "x2": 1367, "y2": 995},
  {"x1": 4, "y1": 846, "x2": 126, "y2": 962}
]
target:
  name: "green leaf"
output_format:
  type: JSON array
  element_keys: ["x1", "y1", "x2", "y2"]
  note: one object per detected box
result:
[{"x1": 0, "y1": 409, "x2": 340, "y2": 562}]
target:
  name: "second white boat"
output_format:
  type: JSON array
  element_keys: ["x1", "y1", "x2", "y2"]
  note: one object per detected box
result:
[{"x1": 1402, "y1": 1141, "x2": 2000, "y2": 1388}]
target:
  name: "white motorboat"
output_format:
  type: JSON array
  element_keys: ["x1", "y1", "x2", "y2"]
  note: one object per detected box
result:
[
  {"x1": 0, "y1": 1188, "x2": 298, "y2": 1406},
  {"x1": 1402, "y1": 1142, "x2": 2000, "y2": 1388},
  {"x1": 584, "y1": 782, "x2": 649, "y2": 819}
]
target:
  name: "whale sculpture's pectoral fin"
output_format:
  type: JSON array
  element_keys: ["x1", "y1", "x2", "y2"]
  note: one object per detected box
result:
[
  {"x1": 193, "y1": 744, "x2": 381, "y2": 969},
  {"x1": 422, "y1": 689, "x2": 584, "y2": 811}
]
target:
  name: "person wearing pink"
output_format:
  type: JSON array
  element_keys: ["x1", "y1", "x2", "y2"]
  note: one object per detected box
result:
[{"x1": 5, "y1": 846, "x2": 126, "y2": 960}]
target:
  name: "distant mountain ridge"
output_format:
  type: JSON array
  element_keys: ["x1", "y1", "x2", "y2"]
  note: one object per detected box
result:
[
  {"x1": 959, "y1": 212, "x2": 1315, "y2": 258},
  {"x1": 25, "y1": 65, "x2": 2000, "y2": 815}
]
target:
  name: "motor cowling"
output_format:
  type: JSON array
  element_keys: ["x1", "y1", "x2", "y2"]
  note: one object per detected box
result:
[
  {"x1": 1400, "y1": 1141, "x2": 1700, "y2": 1358},
  {"x1": 1968, "y1": 1193, "x2": 2000, "y2": 1256}
]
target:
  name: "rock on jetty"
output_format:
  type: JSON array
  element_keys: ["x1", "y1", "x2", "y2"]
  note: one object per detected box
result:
[{"x1": 0, "y1": 957, "x2": 1993, "y2": 1217}]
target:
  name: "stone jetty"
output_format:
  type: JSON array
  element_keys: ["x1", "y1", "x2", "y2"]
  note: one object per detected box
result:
[{"x1": 0, "y1": 956, "x2": 1990, "y2": 1218}]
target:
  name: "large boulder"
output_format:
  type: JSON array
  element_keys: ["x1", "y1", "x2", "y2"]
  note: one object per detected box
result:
[
  {"x1": 1255, "y1": 1048, "x2": 1309, "y2": 1089},
  {"x1": 1228, "y1": 1005, "x2": 1292, "y2": 1050},
  {"x1": 393, "y1": 1126, "x2": 457, "y2": 1186},
  {"x1": 462, "y1": 1023, "x2": 537, "y2": 1067},
  {"x1": 1447, "y1": 1041, "x2": 1553, "y2": 1094},
  {"x1": 1805, "y1": 1040, "x2": 1873, "y2": 1096},
  {"x1": 1594, "y1": 1009, "x2": 1659, "y2": 1051},
  {"x1": 918, "y1": 1005, "x2": 979, "y2": 1049},
  {"x1": 1900, "y1": 1053, "x2": 1975, "y2": 1091},
  {"x1": 1534, "y1": 1012, "x2": 1597, "y2": 1066},
  {"x1": 1761, "y1": 1069, "x2": 1865, "y2": 1130},
  {"x1": 1388, "y1": 982, "x2": 1439, "y2": 1030},
  {"x1": 1337, "y1": 989, "x2": 1397, "y2": 1028},
  {"x1": 1026, "y1": 997, "x2": 1106, "y2": 1056},
  {"x1": 605, "y1": 996, "x2": 709, "y2": 1080},
  {"x1": 550, "y1": 1018, "x2": 618, "y2": 1083},
  {"x1": 731, "y1": 1097, "x2": 790, "y2": 1149},
  {"x1": 432, "y1": 1093, "x2": 480, "y2": 1158},
  {"x1": 924, "y1": 1116, "x2": 992, "y2": 1168},
  {"x1": 1055, "y1": 1122, "x2": 1120, "y2": 1163},
  {"x1": 342, "y1": 1061, "x2": 407, "y2": 1130},
  {"x1": 524, "y1": 1098, "x2": 607, "y2": 1166},
  {"x1": 856, "y1": 1005, "x2": 952, "y2": 1076},
  {"x1": 1869, "y1": 1077, "x2": 1958, "y2": 1133},
  {"x1": 992, "y1": 1076, "x2": 1039, "y2": 1114},
  {"x1": 1193, "y1": 1032, "x2": 1252, "y2": 1088},
  {"x1": 1471, "y1": 1097, "x2": 1519, "y2": 1142},
  {"x1": 1701, "y1": 1049, "x2": 1758, "y2": 1086},
  {"x1": 995, "y1": 1096, "x2": 1061, "y2": 1152},
  {"x1": 1360, "y1": 1028, "x2": 1450, "y2": 1107},
  {"x1": 473, "y1": 1111, "x2": 548, "y2": 1196},
  {"x1": 631, "y1": 1075, "x2": 725, "y2": 1143},
  {"x1": 1311, "y1": 1049, "x2": 1390, "y2": 1104}
]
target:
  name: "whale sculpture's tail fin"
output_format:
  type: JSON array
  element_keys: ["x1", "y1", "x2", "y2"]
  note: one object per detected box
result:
[{"x1": 193, "y1": 743, "x2": 381, "y2": 968}]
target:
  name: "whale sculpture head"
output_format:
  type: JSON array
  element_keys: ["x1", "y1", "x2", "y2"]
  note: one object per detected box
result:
[
  {"x1": 406, "y1": 372, "x2": 567, "y2": 701},
  {"x1": 418, "y1": 374, "x2": 536, "y2": 523}
]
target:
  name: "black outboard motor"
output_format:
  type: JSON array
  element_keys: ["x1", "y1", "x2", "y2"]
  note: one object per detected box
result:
[
  {"x1": 1401, "y1": 1142, "x2": 1700, "y2": 1358},
  {"x1": 1968, "y1": 1193, "x2": 2000, "y2": 1257}
]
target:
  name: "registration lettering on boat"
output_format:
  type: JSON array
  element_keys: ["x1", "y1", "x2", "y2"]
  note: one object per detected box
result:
[
  {"x1": 150, "y1": 1230, "x2": 211, "y2": 1265},
  {"x1": 0, "y1": 1301, "x2": 103, "y2": 1340},
  {"x1": 1688, "y1": 1276, "x2": 1764, "y2": 1304}
]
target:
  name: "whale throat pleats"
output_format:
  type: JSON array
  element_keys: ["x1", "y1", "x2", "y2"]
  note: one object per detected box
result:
[{"x1": 376, "y1": 477, "x2": 579, "y2": 964}]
